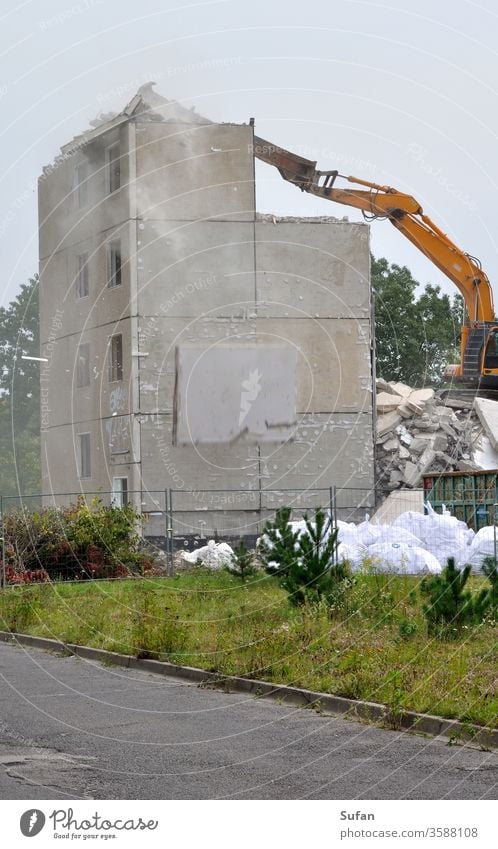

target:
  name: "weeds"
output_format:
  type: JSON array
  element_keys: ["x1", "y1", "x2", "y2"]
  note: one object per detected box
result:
[
  {"x1": 398, "y1": 618, "x2": 418, "y2": 640},
  {"x1": 0, "y1": 571, "x2": 496, "y2": 727},
  {"x1": 130, "y1": 586, "x2": 187, "y2": 660}
]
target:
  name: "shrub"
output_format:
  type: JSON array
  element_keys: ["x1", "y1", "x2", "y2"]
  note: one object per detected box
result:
[
  {"x1": 420, "y1": 558, "x2": 492, "y2": 635},
  {"x1": 227, "y1": 540, "x2": 257, "y2": 581},
  {"x1": 4, "y1": 565, "x2": 49, "y2": 585},
  {"x1": 398, "y1": 618, "x2": 418, "y2": 640},
  {"x1": 259, "y1": 507, "x2": 301, "y2": 578},
  {"x1": 2, "y1": 506, "x2": 66, "y2": 574},
  {"x1": 1, "y1": 498, "x2": 159, "y2": 583},
  {"x1": 481, "y1": 557, "x2": 498, "y2": 618},
  {"x1": 260, "y1": 506, "x2": 347, "y2": 607}
]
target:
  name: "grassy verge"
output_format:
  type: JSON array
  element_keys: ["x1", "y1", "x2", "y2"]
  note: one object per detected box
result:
[{"x1": 0, "y1": 570, "x2": 496, "y2": 728}]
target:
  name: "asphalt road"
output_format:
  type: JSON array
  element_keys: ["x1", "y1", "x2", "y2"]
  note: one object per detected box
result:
[{"x1": 0, "y1": 642, "x2": 496, "y2": 800}]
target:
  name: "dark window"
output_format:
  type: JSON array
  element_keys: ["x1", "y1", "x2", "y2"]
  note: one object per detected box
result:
[
  {"x1": 74, "y1": 162, "x2": 88, "y2": 207},
  {"x1": 79, "y1": 433, "x2": 91, "y2": 479},
  {"x1": 107, "y1": 240, "x2": 122, "y2": 288},
  {"x1": 106, "y1": 143, "x2": 121, "y2": 194},
  {"x1": 109, "y1": 334, "x2": 123, "y2": 382},
  {"x1": 76, "y1": 343, "x2": 90, "y2": 388},
  {"x1": 76, "y1": 252, "x2": 89, "y2": 298}
]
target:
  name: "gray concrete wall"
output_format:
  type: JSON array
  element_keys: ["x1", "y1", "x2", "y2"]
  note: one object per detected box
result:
[
  {"x1": 137, "y1": 213, "x2": 373, "y2": 537},
  {"x1": 39, "y1": 125, "x2": 132, "y2": 260},
  {"x1": 39, "y1": 111, "x2": 374, "y2": 536},
  {"x1": 39, "y1": 123, "x2": 139, "y2": 498},
  {"x1": 135, "y1": 122, "x2": 254, "y2": 222}
]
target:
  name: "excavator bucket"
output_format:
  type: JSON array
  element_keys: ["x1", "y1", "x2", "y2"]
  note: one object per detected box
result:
[{"x1": 252, "y1": 136, "x2": 318, "y2": 189}]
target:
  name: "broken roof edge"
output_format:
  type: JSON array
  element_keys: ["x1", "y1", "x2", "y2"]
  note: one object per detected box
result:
[
  {"x1": 57, "y1": 82, "x2": 214, "y2": 157},
  {"x1": 256, "y1": 213, "x2": 368, "y2": 225}
]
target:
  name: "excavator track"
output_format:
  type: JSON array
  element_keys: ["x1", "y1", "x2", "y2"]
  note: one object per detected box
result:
[{"x1": 437, "y1": 388, "x2": 498, "y2": 409}]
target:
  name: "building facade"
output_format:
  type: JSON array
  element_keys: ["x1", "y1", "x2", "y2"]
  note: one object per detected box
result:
[{"x1": 39, "y1": 86, "x2": 375, "y2": 539}]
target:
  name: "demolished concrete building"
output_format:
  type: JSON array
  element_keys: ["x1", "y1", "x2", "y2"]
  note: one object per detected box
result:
[{"x1": 38, "y1": 84, "x2": 375, "y2": 540}]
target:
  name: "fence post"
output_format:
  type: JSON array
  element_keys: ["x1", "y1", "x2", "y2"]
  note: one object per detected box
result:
[
  {"x1": 329, "y1": 486, "x2": 337, "y2": 565},
  {"x1": 494, "y1": 503, "x2": 498, "y2": 566},
  {"x1": 166, "y1": 489, "x2": 174, "y2": 576},
  {"x1": 164, "y1": 488, "x2": 169, "y2": 575},
  {"x1": 0, "y1": 495, "x2": 5, "y2": 589}
]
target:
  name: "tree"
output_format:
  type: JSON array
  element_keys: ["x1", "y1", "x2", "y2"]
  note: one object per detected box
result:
[
  {"x1": 417, "y1": 284, "x2": 462, "y2": 384},
  {"x1": 420, "y1": 557, "x2": 492, "y2": 635},
  {"x1": 288, "y1": 509, "x2": 345, "y2": 607},
  {"x1": 259, "y1": 507, "x2": 301, "y2": 579},
  {"x1": 0, "y1": 276, "x2": 40, "y2": 497},
  {"x1": 372, "y1": 256, "x2": 462, "y2": 386},
  {"x1": 227, "y1": 540, "x2": 257, "y2": 581},
  {"x1": 260, "y1": 507, "x2": 348, "y2": 607}
]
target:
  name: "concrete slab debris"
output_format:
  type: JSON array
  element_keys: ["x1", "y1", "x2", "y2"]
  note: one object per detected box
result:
[
  {"x1": 376, "y1": 377, "x2": 398, "y2": 395},
  {"x1": 376, "y1": 391, "x2": 403, "y2": 412},
  {"x1": 443, "y1": 397, "x2": 473, "y2": 411},
  {"x1": 474, "y1": 397, "x2": 498, "y2": 451},
  {"x1": 403, "y1": 461, "x2": 420, "y2": 487},
  {"x1": 382, "y1": 437, "x2": 400, "y2": 452},
  {"x1": 435, "y1": 451, "x2": 456, "y2": 468},
  {"x1": 410, "y1": 388, "x2": 435, "y2": 404},
  {"x1": 375, "y1": 377, "x2": 485, "y2": 493},
  {"x1": 418, "y1": 446, "x2": 436, "y2": 476},
  {"x1": 389, "y1": 382, "x2": 412, "y2": 399},
  {"x1": 457, "y1": 460, "x2": 482, "y2": 472},
  {"x1": 410, "y1": 436, "x2": 432, "y2": 455},
  {"x1": 377, "y1": 410, "x2": 402, "y2": 437},
  {"x1": 372, "y1": 488, "x2": 424, "y2": 523},
  {"x1": 398, "y1": 401, "x2": 414, "y2": 418}
]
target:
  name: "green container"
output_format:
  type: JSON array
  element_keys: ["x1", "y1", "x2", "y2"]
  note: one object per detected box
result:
[{"x1": 423, "y1": 469, "x2": 498, "y2": 531}]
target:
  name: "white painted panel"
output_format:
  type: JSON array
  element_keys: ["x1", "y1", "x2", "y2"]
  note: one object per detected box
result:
[{"x1": 174, "y1": 344, "x2": 297, "y2": 444}]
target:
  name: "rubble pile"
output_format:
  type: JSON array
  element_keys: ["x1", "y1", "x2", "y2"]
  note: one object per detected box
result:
[{"x1": 375, "y1": 378, "x2": 482, "y2": 490}]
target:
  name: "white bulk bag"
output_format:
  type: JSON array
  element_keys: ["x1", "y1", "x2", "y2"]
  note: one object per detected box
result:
[
  {"x1": 336, "y1": 520, "x2": 362, "y2": 547},
  {"x1": 393, "y1": 508, "x2": 470, "y2": 566},
  {"x1": 457, "y1": 526, "x2": 498, "y2": 573},
  {"x1": 371, "y1": 526, "x2": 423, "y2": 547},
  {"x1": 367, "y1": 542, "x2": 442, "y2": 575},
  {"x1": 336, "y1": 542, "x2": 368, "y2": 571},
  {"x1": 355, "y1": 521, "x2": 382, "y2": 546},
  {"x1": 181, "y1": 539, "x2": 234, "y2": 570}
]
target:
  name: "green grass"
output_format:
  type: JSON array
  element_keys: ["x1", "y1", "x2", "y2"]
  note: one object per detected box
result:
[{"x1": 0, "y1": 570, "x2": 496, "y2": 728}]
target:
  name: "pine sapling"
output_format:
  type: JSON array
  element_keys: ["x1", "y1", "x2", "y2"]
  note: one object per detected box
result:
[
  {"x1": 292, "y1": 509, "x2": 345, "y2": 606},
  {"x1": 420, "y1": 557, "x2": 484, "y2": 634},
  {"x1": 259, "y1": 507, "x2": 301, "y2": 578},
  {"x1": 228, "y1": 540, "x2": 257, "y2": 581},
  {"x1": 481, "y1": 557, "x2": 498, "y2": 618}
]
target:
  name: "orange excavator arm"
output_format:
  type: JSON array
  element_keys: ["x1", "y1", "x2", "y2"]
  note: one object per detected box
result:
[{"x1": 253, "y1": 136, "x2": 494, "y2": 325}]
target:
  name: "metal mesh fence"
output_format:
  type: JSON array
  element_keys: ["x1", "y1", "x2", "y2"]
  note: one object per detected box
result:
[
  {"x1": 168, "y1": 486, "x2": 335, "y2": 544},
  {"x1": 3, "y1": 480, "x2": 493, "y2": 585}
]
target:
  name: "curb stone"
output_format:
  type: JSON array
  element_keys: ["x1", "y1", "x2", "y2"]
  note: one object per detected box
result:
[{"x1": 0, "y1": 630, "x2": 495, "y2": 750}]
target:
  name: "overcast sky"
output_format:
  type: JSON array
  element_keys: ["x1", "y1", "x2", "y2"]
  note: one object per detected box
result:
[{"x1": 2, "y1": 0, "x2": 498, "y2": 307}]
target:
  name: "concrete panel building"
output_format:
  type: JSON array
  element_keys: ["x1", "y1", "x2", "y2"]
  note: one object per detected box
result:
[{"x1": 39, "y1": 84, "x2": 374, "y2": 541}]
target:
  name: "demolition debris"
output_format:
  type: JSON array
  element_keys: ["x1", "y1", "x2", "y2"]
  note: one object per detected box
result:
[{"x1": 375, "y1": 379, "x2": 484, "y2": 490}]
